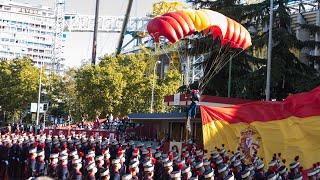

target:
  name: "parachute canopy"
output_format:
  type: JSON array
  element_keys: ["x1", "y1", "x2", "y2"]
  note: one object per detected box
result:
[{"x1": 147, "y1": 9, "x2": 252, "y2": 50}]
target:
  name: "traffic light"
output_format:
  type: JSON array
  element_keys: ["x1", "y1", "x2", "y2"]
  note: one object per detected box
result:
[{"x1": 43, "y1": 103, "x2": 48, "y2": 111}]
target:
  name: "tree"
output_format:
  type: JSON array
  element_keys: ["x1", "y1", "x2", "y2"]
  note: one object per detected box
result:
[
  {"x1": 74, "y1": 53, "x2": 181, "y2": 119},
  {"x1": 191, "y1": 0, "x2": 319, "y2": 100},
  {"x1": 0, "y1": 57, "x2": 42, "y2": 122}
]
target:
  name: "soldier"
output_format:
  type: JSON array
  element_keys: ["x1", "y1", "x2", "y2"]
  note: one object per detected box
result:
[
  {"x1": 182, "y1": 166, "x2": 192, "y2": 180},
  {"x1": 27, "y1": 148, "x2": 37, "y2": 178},
  {"x1": 70, "y1": 158, "x2": 82, "y2": 180},
  {"x1": 216, "y1": 164, "x2": 228, "y2": 180},
  {"x1": 36, "y1": 149, "x2": 46, "y2": 176},
  {"x1": 143, "y1": 165, "x2": 154, "y2": 180},
  {"x1": 204, "y1": 169, "x2": 214, "y2": 180},
  {"x1": 288, "y1": 161, "x2": 300, "y2": 180},
  {"x1": 129, "y1": 161, "x2": 139, "y2": 180},
  {"x1": 86, "y1": 162, "x2": 97, "y2": 180},
  {"x1": 111, "y1": 158, "x2": 121, "y2": 180},
  {"x1": 96, "y1": 155, "x2": 105, "y2": 179},
  {"x1": 170, "y1": 170, "x2": 181, "y2": 180},
  {"x1": 255, "y1": 162, "x2": 266, "y2": 180},
  {"x1": 103, "y1": 149, "x2": 111, "y2": 168},
  {"x1": 100, "y1": 168, "x2": 110, "y2": 180},
  {"x1": 267, "y1": 173, "x2": 277, "y2": 180},
  {"x1": 47, "y1": 153, "x2": 59, "y2": 178},
  {"x1": 233, "y1": 160, "x2": 242, "y2": 180},
  {"x1": 279, "y1": 165, "x2": 288, "y2": 180},
  {"x1": 307, "y1": 168, "x2": 319, "y2": 180},
  {"x1": 162, "y1": 161, "x2": 173, "y2": 180},
  {"x1": 122, "y1": 174, "x2": 133, "y2": 180},
  {"x1": 241, "y1": 170, "x2": 252, "y2": 180},
  {"x1": 57, "y1": 154, "x2": 69, "y2": 180}
]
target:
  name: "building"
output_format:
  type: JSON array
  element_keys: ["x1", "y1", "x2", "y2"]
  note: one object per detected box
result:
[{"x1": 0, "y1": 0, "x2": 65, "y2": 74}]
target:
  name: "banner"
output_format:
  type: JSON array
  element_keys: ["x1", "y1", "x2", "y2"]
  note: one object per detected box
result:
[{"x1": 200, "y1": 86, "x2": 320, "y2": 171}]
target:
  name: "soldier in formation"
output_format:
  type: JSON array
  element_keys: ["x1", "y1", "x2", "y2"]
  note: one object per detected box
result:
[{"x1": 0, "y1": 132, "x2": 319, "y2": 180}]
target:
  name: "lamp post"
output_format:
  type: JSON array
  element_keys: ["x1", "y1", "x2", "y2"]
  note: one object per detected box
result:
[
  {"x1": 35, "y1": 59, "x2": 43, "y2": 135},
  {"x1": 150, "y1": 61, "x2": 161, "y2": 113},
  {"x1": 266, "y1": 0, "x2": 274, "y2": 101}
]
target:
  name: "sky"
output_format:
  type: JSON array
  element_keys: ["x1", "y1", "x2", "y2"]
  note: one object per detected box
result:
[{"x1": 14, "y1": 0, "x2": 189, "y2": 67}]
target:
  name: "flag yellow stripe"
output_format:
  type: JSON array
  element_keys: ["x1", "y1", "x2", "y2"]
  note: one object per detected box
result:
[{"x1": 203, "y1": 115, "x2": 320, "y2": 169}]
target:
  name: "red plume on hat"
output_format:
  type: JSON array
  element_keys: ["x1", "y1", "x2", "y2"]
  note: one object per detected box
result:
[
  {"x1": 152, "y1": 158, "x2": 156, "y2": 165},
  {"x1": 79, "y1": 152, "x2": 84, "y2": 157},
  {"x1": 117, "y1": 151, "x2": 122, "y2": 157},
  {"x1": 282, "y1": 159, "x2": 286, "y2": 164},
  {"x1": 134, "y1": 149, "x2": 138, "y2": 153},
  {"x1": 211, "y1": 164, "x2": 215, "y2": 169},
  {"x1": 58, "y1": 148, "x2": 61, "y2": 153},
  {"x1": 197, "y1": 170, "x2": 202, "y2": 176},
  {"x1": 187, "y1": 159, "x2": 192, "y2": 165},
  {"x1": 148, "y1": 153, "x2": 152, "y2": 158},
  {"x1": 92, "y1": 147, "x2": 96, "y2": 151},
  {"x1": 230, "y1": 168, "x2": 234, "y2": 173},
  {"x1": 99, "y1": 132, "x2": 102, "y2": 136},
  {"x1": 40, "y1": 144, "x2": 45, "y2": 149},
  {"x1": 271, "y1": 166, "x2": 278, "y2": 172},
  {"x1": 33, "y1": 142, "x2": 38, "y2": 148},
  {"x1": 295, "y1": 156, "x2": 299, "y2": 161},
  {"x1": 298, "y1": 166, "x2": 303, "y2": 172},
  {"x1": 147, "y1": 147, "x2": 152, "y2": 152},
  {"x1": 88, "y1": 156, "x2": 93, "y2": 162},
  {"x1": 182, "y1": 153, "x2": 186, "y2": 158},
  {"x1": 67, "y1": 149, "x2": 70, "y2": 153},
  {"x1": 74, "y1": 146, "x2": 77, "y2": 150},
  {"x1": 178, "y1": 164, "x2": 184, "y2": 170},
  {"x1": 102, "y1": 149, "x2": 106, "y2": 154},
  {"x1": 129, "y1": 167, "x2": 134, "y2": 172},
  {"x1": 119, "y1": 147, "x2": 123, "y2": 151},
  {"x1": 169, "y1": 154, "x2": 174, "y2": 161},
  {"x1": 63, "y1": 144, "x2": 67, "y2": 148}
]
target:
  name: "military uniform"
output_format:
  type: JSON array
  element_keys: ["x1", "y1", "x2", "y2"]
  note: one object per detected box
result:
[
  {"x1": 57, "y1": 164, "x2": 69, "y2": 180},
  {"x1": 47, "y1": 163, "x2": 58, "y2": 177},
  {"x1": 36, "y1": 159, "x2": 46, "y2": 176}
]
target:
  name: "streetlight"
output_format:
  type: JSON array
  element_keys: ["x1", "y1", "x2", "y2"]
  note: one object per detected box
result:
[
  {"x1": 35, "y1": 58, "x2": 43, "y2": 135},
  {"x1": 266, "y1": 0, "x2": 274, "y2": 101},
  {"x1": 150, "y1": 61, "x2": 161, "y2": 113}
]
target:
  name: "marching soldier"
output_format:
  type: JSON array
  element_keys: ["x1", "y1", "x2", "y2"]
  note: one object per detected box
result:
[
  {"x1": 47, "y1": 153, "x2": 59, "y2": 178},
  {"x1": 70, "y1": 158, "x2": 82, "y2": 180},
  {"x1": 36, "y1": 150, "x2": 46, "y2": 176},
  {"x1": 57, "y1": 154, "x2": 69, "y2": 180},
  {"x1": 27, "y1": 148, "x2": 37, "y2": 178},
  {"x1": 95, "y1": 155, "x2": 105, "y2": 179},
  {"x1": 86, "y1": 162, "x2": 97, "y2": 180},
  {"x1": 100, "y1": 168, "x2": 110, "y2": 180},
  {"x1": 111, "y1": 158, "x2": 121, "y2": 180}
]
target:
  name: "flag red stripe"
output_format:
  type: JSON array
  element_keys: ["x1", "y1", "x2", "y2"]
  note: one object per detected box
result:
[{"x1": 201, "y1": 86, "x2": 320, "y2": 125}]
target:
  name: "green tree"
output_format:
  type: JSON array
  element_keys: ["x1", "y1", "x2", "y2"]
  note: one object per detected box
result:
[
  {"x1": 191, "y1": 0, "x2": 319, "y2": 100},
  {"x1": 0, "y1": 58, "x2": 42, "y2": 122},
  {"x1": 74, "y1": 53, "x2": 181, "y2": 119}
]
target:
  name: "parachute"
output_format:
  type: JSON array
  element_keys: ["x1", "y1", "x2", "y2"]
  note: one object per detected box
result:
[{"x1": 147, "y1": 9, "x2": 252, "y2": 92}]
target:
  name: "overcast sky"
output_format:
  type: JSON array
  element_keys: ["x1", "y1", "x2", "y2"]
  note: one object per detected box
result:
[{"x1": 13, "y1": 0, "x2": 188, "y2": 67}]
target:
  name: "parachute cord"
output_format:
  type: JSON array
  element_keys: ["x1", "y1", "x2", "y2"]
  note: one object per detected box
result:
[{"x1": 200, "y1": 49, "x2": 244, "y2": 92}]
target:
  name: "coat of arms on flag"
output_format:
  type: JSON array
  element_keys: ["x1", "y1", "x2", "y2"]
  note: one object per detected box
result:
[{"x1": 240, "y1": 128, "x2": 261, "y2": 158}]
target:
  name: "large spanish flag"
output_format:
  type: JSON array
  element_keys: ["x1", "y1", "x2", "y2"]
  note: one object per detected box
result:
[{"x1": 201, "y1": 86, "x2": 320, "y2": 170}]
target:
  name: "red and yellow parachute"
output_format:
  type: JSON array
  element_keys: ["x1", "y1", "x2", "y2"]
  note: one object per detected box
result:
[{"x1": 147, "y1": 9, "x2": 252, "y2": 50}]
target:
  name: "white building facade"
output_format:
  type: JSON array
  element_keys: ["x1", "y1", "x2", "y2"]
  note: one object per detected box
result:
[{"x1": 0, "y1": 0, "x2": 65, "y2": 74}]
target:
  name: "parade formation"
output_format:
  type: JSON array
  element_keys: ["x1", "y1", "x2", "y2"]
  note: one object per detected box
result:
[{"x1": 0, "y1": 131, "x2": 319, "y2": 180}]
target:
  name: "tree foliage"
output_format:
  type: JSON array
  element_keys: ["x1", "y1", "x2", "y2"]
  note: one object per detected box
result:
[
  {"x1": 0, "y1": 58, "x2": 42, "y2": 121},
  {"x1": 192, "y1": 0, "x2": 320, "y2": 100},
  {"x1": 74, "y1": 53, "x2": 181, "y2": 119}
]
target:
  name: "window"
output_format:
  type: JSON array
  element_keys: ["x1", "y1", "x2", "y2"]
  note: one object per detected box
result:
[
  {"x1": 4, "y1": 6, "x2": 11, "y2": 10},
  {"x1": 17, "y1": 28, "x2": 22, "y2": 32}
]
